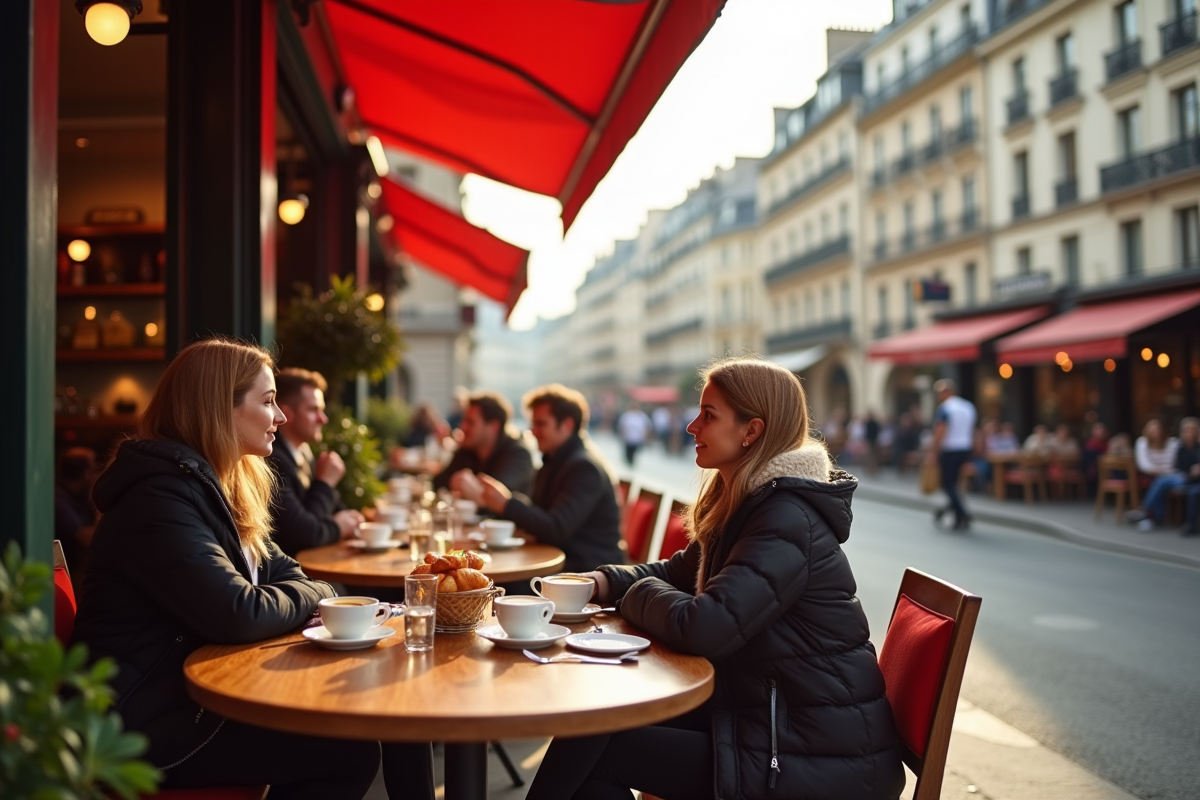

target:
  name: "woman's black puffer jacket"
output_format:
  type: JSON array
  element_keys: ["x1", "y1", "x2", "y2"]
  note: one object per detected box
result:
[
  {"x1": 599, "y1": 444, "x2": 904, "y2": 800},
  {"x1": 71, "y1": 439, "x2": 335, "y2": 769}
]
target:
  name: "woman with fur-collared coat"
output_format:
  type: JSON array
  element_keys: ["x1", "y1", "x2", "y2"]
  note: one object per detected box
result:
[{"x1": 527, "y1": 357, "x2": 904, "y2": 800}]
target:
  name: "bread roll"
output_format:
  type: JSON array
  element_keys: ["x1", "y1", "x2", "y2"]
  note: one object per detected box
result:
[
  {"x1": 452, "y1": 568, "x2": 489, "y2": 591},
  {"x1": 462, "y1": 551, "x2": 485, "y2": 570},
  {"x1": 437, "y1": 572, "x2": 460, "y2": 593},
  {"x1": 411, "y1": 564, "x2": 432, "y2": 575}
]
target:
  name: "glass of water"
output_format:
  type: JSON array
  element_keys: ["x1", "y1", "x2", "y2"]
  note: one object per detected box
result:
[
  {"x1": 408, "y1": 508, "x2": 432, "y2": 562},
  {"x1": 403, "y1": 574, "x2": 438, "y2": 652}
]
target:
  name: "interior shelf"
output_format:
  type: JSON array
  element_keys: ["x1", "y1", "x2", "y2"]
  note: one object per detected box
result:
[
  {"x1": 57, "y1": 282, "x2": 165, "y2": 298},
  {"x1": 56, "y1": 348, "x2": 165, "y2": 363}
]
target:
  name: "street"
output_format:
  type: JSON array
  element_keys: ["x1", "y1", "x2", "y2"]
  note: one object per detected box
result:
[{"x1": 593, "y1": 434, "x2": 1200, "y2": 800}]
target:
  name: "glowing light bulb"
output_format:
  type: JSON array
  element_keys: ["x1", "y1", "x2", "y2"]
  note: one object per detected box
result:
[
  {"x1": 1141, "y1": 347, "x2": 1153, "y2": 361},
  {"x1": 998, "y1": 363, "x2": 1013, "y2": 379},
  {"x1": 1157, "y1": 353, "x2": 1170, "y2": 368},
  {"x1": 278, "y1": 195, "x2": 308, "y2": 225},
  {"x1": 85, "y1": 3, "x2": 132, "y2": 46},
  {"x1": 1054, "y1": 351, "x2": 1069, "y2": 365},
  {"x1": 84, "y1": 306, "x2": 97, "y2": 321},
  {"x1": 1061, "y1": 359, "x2": 1073, "y2": 372},
  {"x1": 364, "y1": 293, "x2": 385, "y2": 312},
  {"x1": 144, "y1": 322, "x2": 158, "y2": 338},
  {"x1": 67, "y1": 239, "x2": 91, "y2": 262},
  {"x1": 1104, "y1": 359, "x2": 1117, "y2": 372}
]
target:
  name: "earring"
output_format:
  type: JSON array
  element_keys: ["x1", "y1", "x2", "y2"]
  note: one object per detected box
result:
[{"x1": 742, "y1": 441, "x2": 749, "y2": 447}]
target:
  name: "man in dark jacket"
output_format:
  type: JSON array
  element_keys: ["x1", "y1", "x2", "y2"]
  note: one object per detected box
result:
[
  {"x1": 467, "y1": 384, "x2": 623, "y2": 573},
  {"x1": 434, "y1": 391, "x2": 534, "y2": 498},
  {"x1": 267, "y1": 368, "x2": 363, "y2": 555}
]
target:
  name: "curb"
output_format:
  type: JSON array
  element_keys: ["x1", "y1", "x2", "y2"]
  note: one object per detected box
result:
[{"x1": 854, "y1": 482, "x2": 1200, "y2": 572}]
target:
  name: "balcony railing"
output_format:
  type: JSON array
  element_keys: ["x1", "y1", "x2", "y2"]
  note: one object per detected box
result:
[
  {"x1": 901, "y1": 229, "x2": 917, "y2": 252},
  {"x1": 996, "y1": 0, "x2": 1055, "y2": 28},
  {"x1": 1055, "y1": 177, "x2": 1078, "y2": 206},
  {"x1": 765, "y1": 237, "x2": 852, "y2": 286},
  {"x1": 1161, "y1": 12, "x2": 1198, "y2": 58},
  {"x1": 871, "y1": 167, "x2": 888, "y2": 190},
  {"x1": 893, "y1": 152, "x2": 916, "y2": 178},
  {"x1": 928, "y1": 219, "x2": 947, "y2": 243},
  {"x1": 766, "y1": 319, "x2": 853, "y2": 352},
  {"x1": 922, "y1": 136, "x2": 944, "y2": 163},
  {"x1": 961, "y1": 208, "x2": 979, "y2": 231},
  {"x1": 874, "y1": 241, "x2": 888, "y2": 261},
  {"x1": 766, "y1": 157, "x2": 851, "y2": 216},
  {"x1": 1100, "y1": 136, "x2": 1200, "y2": 193},
  {"x1": 1012, "y1": 194, "x2": 1031, "y2": 219},
  {"x1": 1049, "y1": 70, "x2": 1078, "y2": 106},
  {"x1": 1007, "y1": 91, "x2": 1030, "y2": 126},
  {"x1": 863, "y1": 25, "x2": 978, "y2": 113},
  {"x1": 644, "y1": 317, "x2": 703, "y2": 346},
  {"x1": 947, "y1": 119, "x2": 977, "y2": 149},
  {"x1": 1104, "y1": 39, "x2": 1142, "y2": 82},
  {"x1": 872, "y1": 321, "x2": 893, "y2": 340},
  {"x1": 872, "y1": 214, "x2": 982, "y2": 264}
]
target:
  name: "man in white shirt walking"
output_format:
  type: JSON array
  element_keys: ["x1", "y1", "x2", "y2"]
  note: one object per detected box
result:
[
  {"x1": 617, "y1": 402, "x2": 654, "y2": 466},
  {"x1": 929, "y1": 379, "x2": 977, "y2": 530}
]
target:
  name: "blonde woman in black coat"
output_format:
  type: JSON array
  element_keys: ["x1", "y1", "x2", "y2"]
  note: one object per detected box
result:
[{"x1": 528, "y1": 357, "x2": 904, "y2": 800}]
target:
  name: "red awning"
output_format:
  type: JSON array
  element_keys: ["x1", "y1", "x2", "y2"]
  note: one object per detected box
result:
[
  {"x1": 995, "y1": 289, "x2": 1200, "y2": 364},
  {"x1": 324, "y1": 0, "x2": 726, "y2": 230},
  {"x1": 380, "y1": 179, "x2": 528, "y2": 315},
  {"x1": 868, "y1": 306, "x2": 1052, "y2": 364},
  {"x1": 629, "y1": 386, "x2": 679, "y2": 404}
]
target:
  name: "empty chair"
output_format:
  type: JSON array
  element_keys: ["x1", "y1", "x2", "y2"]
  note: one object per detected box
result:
[
  {"x1": 877, "y1": 568, "x2": 982, "y2": 800},
  {"x1": 1094, "y1": 454, "x2": 1140, "y2": 522},
  {"x1": 1004, "y1": 454, "x2": 1048, "y2": 503},
  {"x1": 622, "y1": 488, "x2": 663, "y2": 564},
  {"x1": 656, "y1": 499, "x2": 690, "y2": 560}
]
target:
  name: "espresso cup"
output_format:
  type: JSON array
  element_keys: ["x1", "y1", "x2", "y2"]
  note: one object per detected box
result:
[
  {"x1": 454, "y1": 498, "x2": 478, "y2": 517},
  {"x1": 530, "y1": 574, "x2": 595, "y2": 614},
  {"x1": 480, "y1": 519, "x2": 516, "y2": 544},
  {"x1": 357, "y1": 522, "x2": 393, "y2": 546},
  {"x1": 493, "y1": 596, "x2": 555, "y2": 639},
  {"x1": 318, "y1": 596, "x2": 390, "y2": 639},
  {"x1": 377, "y1": 504, "x2": 409, "y2": 532}
]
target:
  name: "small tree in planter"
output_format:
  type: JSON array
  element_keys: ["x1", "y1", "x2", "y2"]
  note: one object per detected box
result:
[
  {"x1": 0, "y1": 543, "x2": 160, "y2": 799},
  {"x1": 277, "y1": 275, "x2": 403, "y2": 509}
]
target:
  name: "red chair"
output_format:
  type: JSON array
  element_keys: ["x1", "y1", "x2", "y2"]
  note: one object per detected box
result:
[
  {"x1": 616, "y1": 478, "x2": 632, "y2": 516},
  {"x1": 622, "y1": 489, "x2": 662, "y2": 564},
  {"x1": 656, "y1": 500, "x2": 690, "y2": 560},
  {"x1": 877, "y1": 568, "x2": 982, "y2": 800},
  {"x1": 52, "y1": 542, "x2": 269, "y2": 800}
]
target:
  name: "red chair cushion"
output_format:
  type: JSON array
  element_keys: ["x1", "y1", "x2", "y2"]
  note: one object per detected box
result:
[
  {"x1": 624, "y1": 498, "x2": 657, "y2": 563},
  {"x1": 657, "y1": 512, "x2": 689, "y2": 560},
  {"x1": 144, "y1": 788, "x2": 267, "y2": 799},
  {"x1": 878, "y1": 593, "x2": 955, "y2": 757},
  {"x1": 53, "y1": 565, "x2": 77, "y2": 644}
]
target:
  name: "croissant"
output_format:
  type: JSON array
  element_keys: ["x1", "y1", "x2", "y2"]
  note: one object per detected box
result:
[
  {"x1": 427, "y1": 556, "x2": 457, "y2": 574},
  {"x1": 411, "y1": 564, "x2": 432, "y2": 575},
  {"x1": 436, "y1": 572, "x2": 460, "y2": 592},
  {"x1": 452, "y1": 568, "x2": 489, "y2": 591},
  {"x1": 461, "y1": 551, "x2": 485, "y2": 570}
]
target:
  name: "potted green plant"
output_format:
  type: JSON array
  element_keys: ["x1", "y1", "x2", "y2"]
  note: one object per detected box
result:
[
  {"x1": 0, "y1": 543, "x2": 160, "y2": 799},
  {"x1": 322, "y1": 409, "x2": 387, "y2": 510}
]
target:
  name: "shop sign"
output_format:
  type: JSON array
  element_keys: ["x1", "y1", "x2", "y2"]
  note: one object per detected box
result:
[
  {"x1": 994, "y1": 270, "x2": 1052, "y2": 300},
  {"x1": 913, "y1": 279, "x2": 951, "y2": 302}
]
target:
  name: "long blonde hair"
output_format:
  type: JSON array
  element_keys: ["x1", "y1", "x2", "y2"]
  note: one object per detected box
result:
[
  {"x1": 687, "y1": 357, "x2": 812, "y2": 548},
  {"x1": 140, "y1": 338, "x2": 277, "y2": 560}
]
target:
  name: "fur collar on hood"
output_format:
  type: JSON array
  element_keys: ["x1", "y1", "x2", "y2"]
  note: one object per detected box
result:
[{"x1": 748, "y1": 440, "x2": 832, "y2": 489}]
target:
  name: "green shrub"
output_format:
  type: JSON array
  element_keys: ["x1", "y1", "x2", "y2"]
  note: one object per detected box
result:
[
  {"x1": 321, "y1": 409, "x2": 387, "y2": 510},
  {"x1": 0, "y1": 543, "x2": 160, "y2": 799},
  {"x1": 366, "y1": 397, "x2": 411, "y2": 452}
]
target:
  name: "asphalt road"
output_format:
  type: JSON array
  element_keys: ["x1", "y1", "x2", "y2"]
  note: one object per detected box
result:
[{"x1": 597, "y1": 436, "x2": 1200, "y2": 800}]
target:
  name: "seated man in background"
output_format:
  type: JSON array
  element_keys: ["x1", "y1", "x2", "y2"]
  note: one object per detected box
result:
[
  {"x1": 435, "y1": 391, "x2": 534, "y2": 499},
  {"x1": 1130, "y1": 417, "x2": 1199, "y2": 533},
  {"x1": 55, "y1": 446, "x2": 99, "y2": 577},
  {"x1": 268, "y1": 368, "x2": 363, "y2": 556},
  {"x1": 459, "y1": 384, "x2": 624, "y2": 573}
]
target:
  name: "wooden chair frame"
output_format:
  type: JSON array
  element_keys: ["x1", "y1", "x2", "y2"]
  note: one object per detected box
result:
[
  {"x1": 621, "y1": 487, "x2": 663, "y2": 564},
  {"x1": 1094, "y1": 454, "x2": 1141, "y2": 522},
  {"x1": 887, "y1": 568, "x2": 982, "y2": 800}
]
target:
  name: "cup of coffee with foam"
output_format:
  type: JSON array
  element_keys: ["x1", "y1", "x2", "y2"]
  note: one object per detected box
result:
[
  {"x1": 493, "y1": 596, "x2": 555, "y2": 639},
  {"x1": 318, "y1": 596, "x2": 390, "y2": 639},
  {"x1": 530, "y1": 574, "x2": 595, "y2": 614},
  {"x1": 479, "y1": 519, "x2": 515, "y2": 544},
  {"x1": 357, "y1": 522, "x2": 393, "y2": 546}
]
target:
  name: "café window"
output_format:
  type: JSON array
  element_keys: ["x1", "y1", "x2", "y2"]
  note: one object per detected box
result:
[
  {"x1": 964, "y1": 261, "x2": 978, "y2": 306},
  {"x1": 1062, "y1": 235, "x2": 1080, "y2": 287},
  {"x1": 1121, "y1": 219, "x2": 1144, "y2": 276},
  {"x1": 1177, "y1": 205, "x2": 1199, "y2": 267},
  {"x1": 1174, "y1": 83, "x2": 1198, "y2": 140}
]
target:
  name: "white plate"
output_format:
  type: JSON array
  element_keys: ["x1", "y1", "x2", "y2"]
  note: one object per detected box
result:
[
  {"x1": 480, "y1": 538, "x2": 525, "y2": 551},
  {"x1": 565, "y1": 633, "x2": 650, "y2": 655},
  {"x1": 302, "y1": 625, "x2": 396, "y2": 651},
  {"x1": 476, "y1": 623, "x2": 571, "y2": 650},
  {"x1": 346, "y1": 539, "x2": 405, "y2": 553},
  {"x1": 552, "y1": 603, "x2": 605, "y2": 624}
]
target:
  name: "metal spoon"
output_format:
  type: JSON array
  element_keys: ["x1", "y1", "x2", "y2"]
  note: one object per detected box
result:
[{"x1": 521, "y1": 649, "x2": 639, "y2": 665}]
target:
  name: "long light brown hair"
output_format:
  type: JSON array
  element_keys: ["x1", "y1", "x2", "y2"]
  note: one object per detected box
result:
[
  {"x1": 687, "y1": 357, "x2": 812, "y2": 548},
  {"x1": 140, "y1": 338, "x2": 277, "y2": 560}
]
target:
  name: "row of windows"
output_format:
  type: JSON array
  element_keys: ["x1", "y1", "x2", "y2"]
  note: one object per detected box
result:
[
  {"x1": 769, "y1": 131, "x2": 852, "y2": 201},
  {"x1": 875, "y1": 263, "x2": 979, "y2": 327},
  {"x1": 768, "y1": 204, "x2": 852, "y2": 264},
  {"x1": 873, "y1": 84, "x2": 975, "y2": 168},
  {"x1": 874, "y1": 176, "x2": 977, "y2": 243},
  {"x1": 870, "y1": 3, "x2": 976, "y2": 93},
  {"x1": 770, "y1": 280, "x2": 853, "y2": 332}
]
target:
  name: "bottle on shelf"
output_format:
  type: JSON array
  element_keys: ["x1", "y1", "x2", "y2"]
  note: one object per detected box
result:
[
  {"x1": 71, "y1": 308, "x2": 100, "y2": 350},
  {"x1": 102, "y1": 310, "x2": 135, "y2": 349}
]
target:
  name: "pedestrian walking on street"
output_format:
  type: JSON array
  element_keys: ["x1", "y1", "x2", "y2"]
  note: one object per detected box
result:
[
  {"x1": 930, "y1": 378, "x2": 977, "y2": 531},
  {"x1": 618, "y1": 402, "x2": 654, "y2": 466}
]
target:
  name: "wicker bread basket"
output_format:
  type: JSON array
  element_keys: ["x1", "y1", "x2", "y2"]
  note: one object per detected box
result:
[{"x1": 434, "y1": 582, "x2": 504, "y2": 633}]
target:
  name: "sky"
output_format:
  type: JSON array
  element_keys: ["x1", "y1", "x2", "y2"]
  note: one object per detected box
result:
[{"x1": 460, "y1": 0, "x2": 895, "y2": 331}]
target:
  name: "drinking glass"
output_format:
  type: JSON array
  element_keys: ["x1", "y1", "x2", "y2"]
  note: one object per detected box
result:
[
  {"x1": 408, "y1": 508, "x2": 432, "y2": 562},
  {"x1": 431, "y1": 505, "x2": 455, "y2": 556},
  {"x1": 403, "y1": 574, "x2": 438, "y2": 652}
]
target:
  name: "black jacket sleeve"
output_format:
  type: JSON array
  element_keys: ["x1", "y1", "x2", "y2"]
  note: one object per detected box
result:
[
  {"x1": 118, "y1": 477, "x2": 335, "y2": 645},
  {"x1": 268, "y1": 454, "x2": 341, "y2": 555},
  {"x1": 616, "y1": 501, "x2": 814, "y2": 661},
  {"x1": 598, "y1": 542, "x2": 700, "y2": 601},
  {"x1": 501, "y1": 457, "x2": 602, "y2": 547},
  {"x1": 482, "y1": 441, "x2": 534, "y2": 497}
]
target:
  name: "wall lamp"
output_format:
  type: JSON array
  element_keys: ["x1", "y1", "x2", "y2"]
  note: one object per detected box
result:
[
  {"x1": 278, "y1": 145, "x2": 309, "y2": 226},
  {"x1": 76, "y1": 1, "x2": 143, "y2": 46}
]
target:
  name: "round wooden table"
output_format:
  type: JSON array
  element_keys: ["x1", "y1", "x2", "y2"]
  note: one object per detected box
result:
[
  {"x1": 295, "y1": 540, "x2": 565, "y2": 587},
  {"x1": 185, "y1": 615, "x2": 714, "y2": 800}
]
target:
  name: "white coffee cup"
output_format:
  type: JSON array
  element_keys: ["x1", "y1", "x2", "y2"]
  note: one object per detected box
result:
[
  {"x1": 377, "y1": 504, "x2": 409, "y2": 532},
  {"x1": 530, "y1": 574, "x2": 595, "y2": 614},
  {"x1": 357, "y1": 522, "x2": 393, "y2": 546},
  {"x1": 493, "y1": 596, "x2": 555, "y2": 639},
  {"x1": 318, "y1": 596, "x2": 390, "y2": 639},
  {"x1": 387, "y1": 477, "x2": 409, "y2": 493},
  {"x1": 480, "y1": 519, "x2": 516, "y2": 544},
  {"x1": 454, "y1": 498, "x2": 478, "y2": 518}
]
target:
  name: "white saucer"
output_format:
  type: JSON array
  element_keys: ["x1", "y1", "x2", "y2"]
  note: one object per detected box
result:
[
  {"x1": 476, "y1": 623, "x2": 571, "y2": 650},
  {"x1": 302, "y1": 625, "x2": 396, "y2": 650},
  {"x1": 552, "y1": 603, "x2": 605, "y2": 624},
  {"x1": 346, "y1": 539, "x2": 405, "y2": 553},
  {"x1": 480, "y1": 538, "x2": 525, "y2": 551},
  {"x1": 565, "y1": 633, "x2": 650, "y2": 655}
]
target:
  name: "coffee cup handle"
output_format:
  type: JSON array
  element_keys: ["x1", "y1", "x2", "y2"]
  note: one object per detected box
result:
[
  {"x1": 530, "y1": 577, "x2": 545, "y2": 598},
  {"x1": 541, "y1": 603, "x2": 554, "y2": 622},
  {"x1": 371, "y1": 604, "x2": 390, "y2": 626}
]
